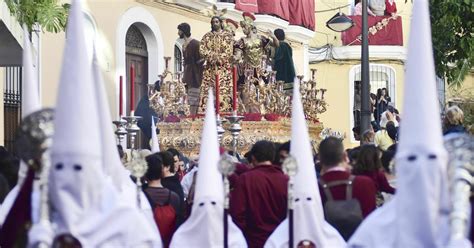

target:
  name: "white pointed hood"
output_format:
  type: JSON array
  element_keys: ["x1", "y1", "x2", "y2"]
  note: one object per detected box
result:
[
  {"x1": 92, "y1": 46, "x2": 157, "y2": 217},
  {"x1": 92, "y1": 50, "x2": 159, "y2": 233},
  {"x1": 193, "y1": 91, "x2": 223, "y2": 204},
  {"x1": 265, "y1": 83, "x2": 346, "y2": 248},
  {"x1": 151, "y1": 117, "x2": 160, "y2": 153},
  {"x1": 170, "y1": 90, "x2": 247, "y2": 248},
  {"x1": 348, "y1": 0, "x2": 450, "y2": 247},
  {"x1": 20, "y1": 25, "x2": 41, "y2": 223},
  {"x1": 393, "y1": 0, "x2": 449, "y2": 245},
  {"x1": 92, "y1": 48, "x2": 131, "y2": 191},
  {"x1": 21, "y1": 26, "x2": 41, "y2": 118},
  {"x1": 47, "y1": 2, "x2": 161, "y2": 246},
  {"x1": 18, "y1": 26, "x2": 41, "y2": 185},
  {"x1": 49, "y1": 0, "x2": 105, "y2": 231}
]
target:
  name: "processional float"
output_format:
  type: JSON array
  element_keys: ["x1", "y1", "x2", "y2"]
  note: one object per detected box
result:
[{"x1": 141, "y1": 61, "x2": 327, "y2": 157}]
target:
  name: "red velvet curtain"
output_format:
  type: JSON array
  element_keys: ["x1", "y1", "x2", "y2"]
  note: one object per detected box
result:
[
  {"x1": 235, "y1": 0, "x2": 258, "y2": 13},
  {"x1": 235, "y1": 0, "x2": 315, "y2": 30},
  {"x1": 257, "y1": 0, "x2": 289, "y2": 21},
  {"x1": 289, "y1": 0, "x2": 315, "y2": 30},
  {"x1": 341, "y1": 16, "x2": 403, "y2": 46}
]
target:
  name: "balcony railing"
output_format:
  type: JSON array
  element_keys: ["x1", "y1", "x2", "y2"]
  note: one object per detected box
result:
[{"x1": 341, "y1": 15, "x2": 403, "y2": 46}]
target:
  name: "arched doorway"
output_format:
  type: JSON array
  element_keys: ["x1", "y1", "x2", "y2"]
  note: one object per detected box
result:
[
  {"x1": 117, "y1": 7, "x2": 164, "y2": 149},
  {"x1": 126, "y1": 24, "x2": 148, "y2": 148}
]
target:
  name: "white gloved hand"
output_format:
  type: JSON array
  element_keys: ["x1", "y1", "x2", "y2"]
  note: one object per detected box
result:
[{"x1": 28, "y1": 220, "x2": 54, "y2": 247}]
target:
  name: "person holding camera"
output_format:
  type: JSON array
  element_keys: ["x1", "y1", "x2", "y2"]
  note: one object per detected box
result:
[{"x1": 375, "y1": 88, "x2": 391, "y2": 124}]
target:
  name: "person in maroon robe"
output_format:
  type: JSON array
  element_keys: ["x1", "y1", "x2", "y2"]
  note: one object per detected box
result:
[
  {"x1": 178, "y1": 23, "x2": 203, "y2": 115},
  {"x1": 230, "y1": 140, "x2": 288, "y2": 248},
  {"x1": 318, "y1": 137, "x2": 377, "y2": 218}
]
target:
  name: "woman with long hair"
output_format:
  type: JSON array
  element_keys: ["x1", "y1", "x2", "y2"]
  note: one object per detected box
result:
[
  {"x1": 352, "y1": 144, "x2": 395, "y2": 195},
  {"x1": 375, "y1": 88, "x2": 391, "y2": 124}
]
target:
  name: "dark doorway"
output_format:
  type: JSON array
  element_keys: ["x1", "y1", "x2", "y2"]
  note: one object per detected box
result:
[
  {"x1": 126, "y1": 25, "x2": 149, "y2": 149},
  {"x1": 126, "y1": 54, "x2": 148, "y2": 115}
]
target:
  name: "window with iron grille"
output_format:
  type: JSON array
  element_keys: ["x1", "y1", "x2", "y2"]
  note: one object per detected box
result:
[
  {"x1": 349, "y1": 64, "x2": 396, "y2": 142},
  {"x1": 4, "y1": 67, "x2": 22, "y2": 153}
]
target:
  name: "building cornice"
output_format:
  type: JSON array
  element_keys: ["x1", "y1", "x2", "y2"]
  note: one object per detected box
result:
[
  {"x1": 140, "y1": 0, "x2": 209, "y2": 22},
  {"x1": 285, "y1": 25, "x2": 315, "y2": 44},
  {"x1": 254, "y1": 14, "x2": 289, "y2": 32}
]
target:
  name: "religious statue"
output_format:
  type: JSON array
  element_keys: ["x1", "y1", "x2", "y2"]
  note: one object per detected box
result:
[
  {"x1": 234, "y1": 12, "x2": 276, "y2": 81},
  {"x1": 234, "y1": 12, "x2": 279, "y2": 114},
  {"x1": 273, "y1": 29, "x2": 296, "y2": 84},
  {"x1": 223, "y1": 18, "x2": 239, "y2": 37},
  {"x1": 198, "y1": 15, "x2": 234, "y2": 114},
  {"x1": 178, "y1": 23, "x2": 203, "y2": 115}
]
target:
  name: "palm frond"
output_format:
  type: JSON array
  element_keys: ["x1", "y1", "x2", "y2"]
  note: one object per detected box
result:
[{"x1": 4, "y1": 0, "x2": 69, "y2": 33}]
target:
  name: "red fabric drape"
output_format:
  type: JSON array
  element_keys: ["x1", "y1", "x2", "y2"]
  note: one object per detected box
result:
[
  {"x1": 341, "y1": 16, "x2": 403, "y2": 46},
  {"x1": 288, "y1": 0, "x2": 315, "y2": 30},
  {"x1": 0, "y1": 168, "x2": 34, "y2": 247},
  {"x1": 257, "y1": 0, "x2": 289, "y2": 21},
  {"x1": 235, "y1": 0, "x2": 258, "y2": 13}
]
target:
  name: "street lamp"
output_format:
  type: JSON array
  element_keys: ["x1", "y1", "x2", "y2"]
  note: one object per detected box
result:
[
  {"x1": 360, "y1": 0, "x2": 371, "y2": 143},
  {"x1": 326, "y1": 12, "x2": 354, "y2": 32},
  {"x1": 325, "y1": 5, "x2": 370, "y2": 143}
]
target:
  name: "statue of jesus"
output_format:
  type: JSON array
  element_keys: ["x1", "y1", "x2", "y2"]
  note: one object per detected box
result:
[{"x1": 198, "y1": 15, "x2": 234, "y2": 114}]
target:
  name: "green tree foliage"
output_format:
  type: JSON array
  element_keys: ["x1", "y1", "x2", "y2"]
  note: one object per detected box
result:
[
  {"x1": 5, "y1": 0, "x2": 70, "y2": 33},
  {"x1": 429, "y1": 0, "x2": 473, "y2": 86}
]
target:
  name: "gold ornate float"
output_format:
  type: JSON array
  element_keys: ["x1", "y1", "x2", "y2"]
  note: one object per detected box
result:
[
  {"x1": 149, "y1": 53, "x2": 327, "y2": 155},
  {"x1": 114, "y1": 15, "x2": 333, "y2": 164},
  {"x1": 157, "y1": 117, "x2": 323, "y2": 156}
]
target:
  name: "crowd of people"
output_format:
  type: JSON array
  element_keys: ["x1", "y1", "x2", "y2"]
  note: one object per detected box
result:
[
  {"x1": 0, "y1": 101, "x2": 465, "y2": 246},
  {"x1": 353, "y1": 85, "x2": 469, "y2": 153},
  {"x1": 0, "y1": 103, "x2": 469, "y2": 247},
  {"x1": 68, "y1": 99, "x2": 461, "y2": 246},
  {"x1": 126, "y1": 137, "x2": 385, "y2": 246},
  {"x1": 353, "y1": 84, "x2": 401, "y2": 152}
]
